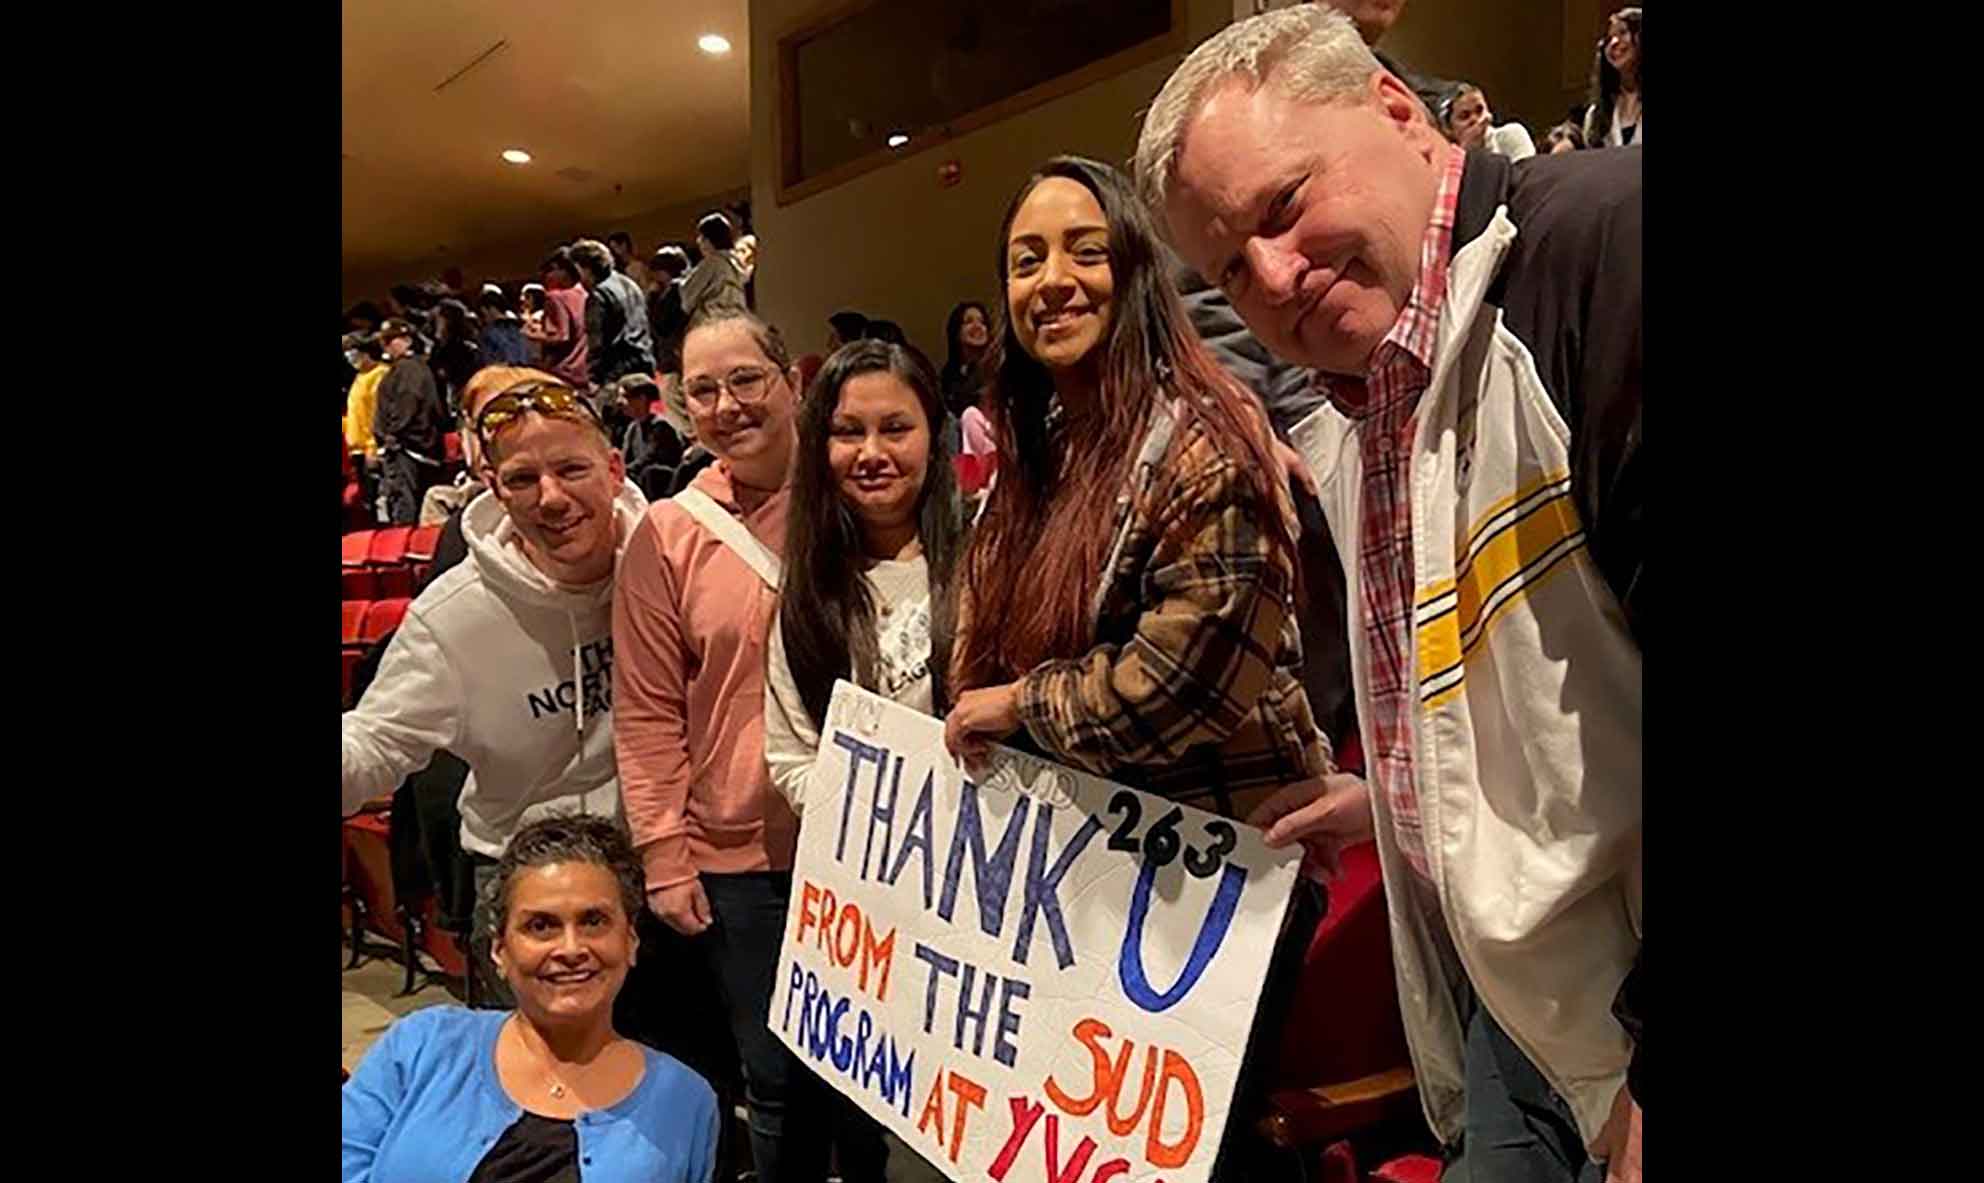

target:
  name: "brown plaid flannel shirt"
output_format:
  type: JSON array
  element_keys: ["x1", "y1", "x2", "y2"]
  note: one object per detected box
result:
[{"x1": 966, "y1": 398, "x2": 1334, "y2": 819}]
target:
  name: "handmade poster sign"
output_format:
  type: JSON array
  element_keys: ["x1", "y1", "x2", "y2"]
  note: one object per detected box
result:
[{"x1": 769, "y1": 681, "x2": 1301, "y2": 1183}]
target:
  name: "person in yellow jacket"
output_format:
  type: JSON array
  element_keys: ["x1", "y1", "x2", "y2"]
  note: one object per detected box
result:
[{"x1": 344, "y1": 333, "x2": 388, "y2": 516}]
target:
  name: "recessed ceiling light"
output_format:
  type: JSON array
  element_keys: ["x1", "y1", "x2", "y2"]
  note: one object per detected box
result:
[
  {"x1": 698, "y1": 33, "x2": 731, "y2": 55},
  {"x1": 887, "y1": 133, "x2": 910, "y2": 149},
  {"x1": 501, "y1": 148, "x2": 532, "y2": 164}
]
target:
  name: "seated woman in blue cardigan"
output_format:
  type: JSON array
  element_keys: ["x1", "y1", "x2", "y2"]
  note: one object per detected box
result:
[{"x1": 343, "y1": 814, "x2": 718, "y2": 1182}]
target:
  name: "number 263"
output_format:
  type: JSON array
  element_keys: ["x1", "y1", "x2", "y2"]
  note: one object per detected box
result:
[{"x1": 1104, "y1": 791, "x2": 1236, "y2": 877}]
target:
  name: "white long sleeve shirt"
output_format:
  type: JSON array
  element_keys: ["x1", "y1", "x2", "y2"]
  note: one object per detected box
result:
[{"x1": 762, "y1": 556, "x2": 933, "y2": 814}]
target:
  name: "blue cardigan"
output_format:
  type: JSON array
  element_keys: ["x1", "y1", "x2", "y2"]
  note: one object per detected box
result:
[{"x1": 343, "y1": 1006, "x2": 718, "y2": 1183}]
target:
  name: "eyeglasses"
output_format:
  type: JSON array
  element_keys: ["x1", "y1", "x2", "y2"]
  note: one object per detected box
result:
[
  {"x1": 683, "y1": 365, "x2": 778, "y2": 408},
  {"x1": 474, "y1": 380, "x2": 603, "y2": 448}
]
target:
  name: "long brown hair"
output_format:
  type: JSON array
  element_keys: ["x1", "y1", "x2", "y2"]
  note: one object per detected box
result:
[
  {"x1": 1588, "y1": 7, "x2": 1643, "y2": 139},
  {"x1": 780, "y1": 341, "x2": 965, "y2": 726},
  {"x1": 952, "y1": 156, "x2": 1295, "y2": 692}
]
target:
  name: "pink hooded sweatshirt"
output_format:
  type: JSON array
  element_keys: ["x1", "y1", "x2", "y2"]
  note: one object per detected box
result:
[{"x1": 612, "y1": 461, "x2": 798, "y2": 893}]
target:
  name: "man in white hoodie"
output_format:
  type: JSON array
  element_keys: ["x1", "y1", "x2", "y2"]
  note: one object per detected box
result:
[{"x1": 342, "y1": 367, "x2": 649, "y2": 1004}]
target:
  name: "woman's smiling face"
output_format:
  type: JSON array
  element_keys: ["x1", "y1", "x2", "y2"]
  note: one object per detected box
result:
[
  {"x1": 1005, "y1": 176, "x2": 1116, "y2": 378},
  {"x1": 828, "y1": 370, "x2": 931, "y2": 540},
  {"x1": 493, "y1": 861, "x2": 637, "y2": 1025}
]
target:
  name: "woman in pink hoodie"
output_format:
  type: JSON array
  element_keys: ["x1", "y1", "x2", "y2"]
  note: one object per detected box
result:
[{"x1": 612, "y1": 307, "x2": 879, "y2": 1182}]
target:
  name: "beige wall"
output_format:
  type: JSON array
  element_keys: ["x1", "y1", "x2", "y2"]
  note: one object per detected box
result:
[
  {"x1": 341, "y1": 186, "x2": 750, "y2": 309},
  {"x1": 747, "y1": 0, "x2": 1586, "y2": 361},
  {"x1": 1383, "y1": 0, "x2": 1601, "y2": 135},
  {"x1": 748, "y1": 0, "x2": 1236, "y2": 362}
]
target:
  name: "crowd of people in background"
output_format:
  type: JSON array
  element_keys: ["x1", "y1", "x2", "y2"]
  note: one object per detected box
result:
[
  {"x1": 342, "y1": 201, "x2": 757, "y2": 525},
  {"x1": 342, "y1": 5, "x2": 1641, "y2": 529},
  {"x1": 343, "y1": 4, "x2": 1642, "y2": 1183},
  {"x1": 1432, "y1": 5, "x2": 1641, "y2": 160}
]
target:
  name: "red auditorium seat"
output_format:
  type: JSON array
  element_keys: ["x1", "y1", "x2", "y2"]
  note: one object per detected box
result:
[
  {"x1": 342, "y1": 599, "x2": 369, "y2": 641},
  {"x1": 405, "y1": 524, "x2": 442, "y2": 590},
  {"x1": 404, "y1": 524, "x2": 440, "y2": 561},
  {"x1": 343, "y1": 529, "x2": 373, "y2": 567},
  {"x1": 342, "y1": 530, "x2": 379, "y2": 600},
  {"x1": 341, "y1": 433, "x2": 370, "y2": 531},
  {"x1": 342, "y1": 600, "x2": 370, "y2": 708},
  {"x1": 342, "y1": 479, "x2": 370, "y2": 533},
  {"x1": 368, "y1": 526, "x2": 415, "y2": 598},
  {"x1": 1288, "y1": 1139, "x2": 1440, "y2": 1183},
  {"x1": 1315, "y1": 1140, "x2": 1360, "y2": 1183},
  {"x1": 342, "y1": 815, "x2": 468, "y2": 995},
  {"x1": 1256, "y1": 830, "x2": 1425, "y2": 1170},
  {"x1": 343, "y1": 813, "x2": 403, "y2": 946},
  {"x1": 361, "y1": 598, "x2": 412, "y2": 644},
  {"x1": 795, "y1": 353, "x2": 824, "y2": 393},
  {"x1": 339, "y1": 704, "x2": 464, "y2": 993},
  {"x1": 1269, "y1": 842, "x2": 1405, "y2": 1090},
  {"x1": 954, "y1": 452, "x2": 996, "y2": 494},
  {"x1": 416, "y1": 898, "x2": 467, "y2": 978},
  {"x1": 1369, "y1": 1155, "x2": 1442, "y2": 1183},
  {"x1": 443, "y1": 432, "x2": 463, "y2": 465}
]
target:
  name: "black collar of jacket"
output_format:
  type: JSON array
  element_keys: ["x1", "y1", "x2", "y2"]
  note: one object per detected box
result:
[{"x1": 1452, "y1": 148, "x2": 1515, "y2": 259}]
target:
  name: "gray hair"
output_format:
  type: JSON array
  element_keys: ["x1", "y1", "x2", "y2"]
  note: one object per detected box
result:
[
  {"x1": 1132, "y1": 4, "x2": 1382, "y2": 216},
  {"x1": 477, "y1": 813, "x2": 646, "y2": 946}
]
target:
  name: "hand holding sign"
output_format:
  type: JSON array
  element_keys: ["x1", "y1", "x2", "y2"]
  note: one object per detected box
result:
[
  {"x1": 776, "y1": 681, "x2": 1300, "y2": 1183},
  {"x1": 1246, "y1": 773, "x2": 1373, "y2": 881},
  {"x1": 943, "y1": 682, "x2": 1023, "y2": 767}
]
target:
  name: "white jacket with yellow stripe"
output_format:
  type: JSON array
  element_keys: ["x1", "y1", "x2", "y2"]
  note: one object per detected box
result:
[{"x1": 1291, "y1": 148, "x2": 1643, "y2": 1152}]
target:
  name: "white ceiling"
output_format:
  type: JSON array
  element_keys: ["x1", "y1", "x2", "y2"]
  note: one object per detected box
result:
[{"x1": 341, "y1": 0, "x2": 750, "y2": 277}]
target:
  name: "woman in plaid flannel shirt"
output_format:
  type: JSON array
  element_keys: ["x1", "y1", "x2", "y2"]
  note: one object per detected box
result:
[
  {"x1": 941, "y1": 156, "x2": 1356, "y2": 1180},
  {"x1": 943, "y1": 156, "x2": 1339, "y2": 822}
]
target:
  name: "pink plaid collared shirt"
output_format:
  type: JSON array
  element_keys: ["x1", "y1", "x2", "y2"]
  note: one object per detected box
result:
[{"x1": 1314, "y1": 145, "x2": 1466, "y2": 880}]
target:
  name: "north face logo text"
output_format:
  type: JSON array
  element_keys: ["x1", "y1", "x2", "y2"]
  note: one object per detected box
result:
[{"x1": 525, "y1": 638, "x2": 614, "y2": 722}]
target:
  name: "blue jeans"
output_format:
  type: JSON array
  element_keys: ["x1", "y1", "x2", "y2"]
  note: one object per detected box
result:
[
  {"x1": 700, "y1": 871, "x2": 888, "y2": 1183},
  {"x1": 1444, "y1": 1001, "x2": 1604, "y2": 1183}
]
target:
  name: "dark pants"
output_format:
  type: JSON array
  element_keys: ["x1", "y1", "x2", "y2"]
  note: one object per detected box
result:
[
  {"x1": 883, "y1": 1132, "x2": 949, "y2": 1183},
  {"x1": 700, "y1": 870, "x2": 889, "y2": 1183},
  {"x1": 1208, "y1": 877, "x2": 1328, "y2": 1182},
  {"x1": 1443, "y1": 992, "x2": 1604, "y2": 1183},
  {"x1": 618, "y1": 907, "x2": 739, "y2": 1090},
  {"x1": 377, "y1": 448, "x2": 438, "y2": 526},
  {"x1": 353, "y1": 454, "x2": 379, "y2": 519}
]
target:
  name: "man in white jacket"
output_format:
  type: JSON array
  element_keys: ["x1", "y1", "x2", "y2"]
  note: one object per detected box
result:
[
  {"x1": 342, "y1": 371, "x2": 648, "y2": 1003},
  {"x1": 1137, "y1": 9, "x2": 1642, "y2": 1183}
]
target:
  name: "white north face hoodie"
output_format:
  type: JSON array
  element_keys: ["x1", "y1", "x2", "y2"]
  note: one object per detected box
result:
[{"x1": 341, "y1": 481, "x2": 648, "y2": 858}]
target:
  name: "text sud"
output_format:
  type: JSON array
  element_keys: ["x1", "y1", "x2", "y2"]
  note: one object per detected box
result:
[{"x1": 770, "y1": 682, "x2": 1300, "y2": 1183}]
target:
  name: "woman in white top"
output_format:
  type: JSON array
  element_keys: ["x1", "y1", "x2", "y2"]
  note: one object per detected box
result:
[
  {"x1": 1583, "y1": 6, "x2": 1643, "y2": 148},
  {"x1": 761, "y1": 338, "x2": 962, "y2": 1183},
  {"x1": 763, "y1": 339, "x2": 965, "y2": 814},
  {"x1": 1442, "y1": 83, "x2": 1536, "y2": 161}
]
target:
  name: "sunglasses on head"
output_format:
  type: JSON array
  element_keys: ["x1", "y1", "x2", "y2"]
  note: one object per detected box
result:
[{"x1": 473, "y1": 380, "x2": 603, "y2": 449}]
